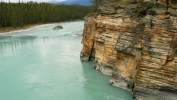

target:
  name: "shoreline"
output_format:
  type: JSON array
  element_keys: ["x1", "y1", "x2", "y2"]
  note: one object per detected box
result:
[
  {"x1": 0, "y1": 20, "x2": 83, "y2": 35},
  {"x1": 0, "y1": 23, "x2": 57, "y2": 35}
]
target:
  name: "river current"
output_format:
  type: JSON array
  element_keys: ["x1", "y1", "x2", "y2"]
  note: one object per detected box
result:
[{"x1": 0, "y1": 21, "x2": 134, "y2": 100}]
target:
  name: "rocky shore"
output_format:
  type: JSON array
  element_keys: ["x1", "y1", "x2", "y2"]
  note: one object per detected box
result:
[
  {"x1": 0, "y1": 23, "x2": 57, "y2": 35},
  {"x1": 80, "y1": 0, "x2": 177, "y2": 99}
]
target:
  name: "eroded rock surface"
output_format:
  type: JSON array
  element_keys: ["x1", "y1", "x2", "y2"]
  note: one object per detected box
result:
[{"x1": 81, "y1": 0, "x2": 177, "y2": 99}]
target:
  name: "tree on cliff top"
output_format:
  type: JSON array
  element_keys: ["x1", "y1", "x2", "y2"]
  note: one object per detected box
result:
[
  {"x1": 90, "y1": 0, "x2": 103, "y2": 11},
  {"x1": 169, "y1": 0, "x2": 177, "y2": 4}
]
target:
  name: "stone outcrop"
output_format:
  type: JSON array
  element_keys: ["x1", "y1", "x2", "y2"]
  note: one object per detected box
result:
[
  {"x1": 53, "y1": 25, "x2": 63, "y2": 30},
  {"x1": 81, "y1": 0, "x2": 177, "y2": 100}
]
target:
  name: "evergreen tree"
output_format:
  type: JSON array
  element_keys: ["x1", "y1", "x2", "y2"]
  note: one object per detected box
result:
[
  {"x1": 0, "y1": 2, "x2": 92, "y2": 28},
  {"x1": 90, "y1": 0, "x2": 103, "y2": 11}
]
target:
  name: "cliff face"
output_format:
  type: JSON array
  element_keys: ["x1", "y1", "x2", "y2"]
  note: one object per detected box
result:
[{"x1": 80, "y1": 0, "x2": 177, "y2": 99}]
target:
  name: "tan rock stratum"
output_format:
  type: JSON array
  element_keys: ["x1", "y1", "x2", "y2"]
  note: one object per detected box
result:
[{"x1": 81, "y1": 0, "x2": 177, "y2": 100}]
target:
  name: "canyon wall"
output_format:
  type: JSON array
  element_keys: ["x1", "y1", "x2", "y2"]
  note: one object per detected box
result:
[{"x1": 80, "y1": 0, "x2": 177, "y2": 99}]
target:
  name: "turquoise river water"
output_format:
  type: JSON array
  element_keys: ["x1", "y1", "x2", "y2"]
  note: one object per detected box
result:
[{"x1": 0, "y1": 21, "x2": 134, "y2": 100}]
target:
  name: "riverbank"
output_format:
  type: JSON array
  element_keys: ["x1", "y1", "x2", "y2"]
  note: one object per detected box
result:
[
  {"x1": 0, "y1": 20, "x2": 84, "y2": 36},
  {"x1": 0, "y1": 23, "x2": 58, "y2": 35}
]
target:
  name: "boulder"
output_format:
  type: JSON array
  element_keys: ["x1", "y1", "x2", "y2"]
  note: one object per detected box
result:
[{"x1": 53, "y1": 25, "x2": 63, "y2": 30}]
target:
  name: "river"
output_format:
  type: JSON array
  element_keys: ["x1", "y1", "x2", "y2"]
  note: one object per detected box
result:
[{"x1": 0, "y1": 21, "x2": 134, "y2": 100}]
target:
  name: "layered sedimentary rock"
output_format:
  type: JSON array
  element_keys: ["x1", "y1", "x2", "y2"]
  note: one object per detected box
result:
[{"x1": 81, "y1": 0, "x2": 177, "y2": 99}]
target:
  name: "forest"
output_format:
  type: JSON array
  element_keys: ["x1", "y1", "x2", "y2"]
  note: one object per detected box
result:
[{"x1": 0, "y1": 1, "x2": 92, "y2": 28}]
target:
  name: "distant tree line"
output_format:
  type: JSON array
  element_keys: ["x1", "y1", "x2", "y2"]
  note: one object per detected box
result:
[{"x1": 0, "y1": 1, "x2": 92, "y2": 28}]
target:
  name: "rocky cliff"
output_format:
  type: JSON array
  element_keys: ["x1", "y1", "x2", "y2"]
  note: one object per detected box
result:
[{"x1": 80, "y1": 0, "x2": 177, "y2": 100}]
